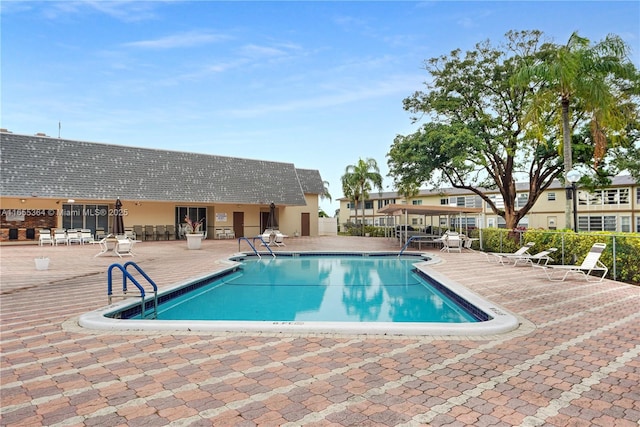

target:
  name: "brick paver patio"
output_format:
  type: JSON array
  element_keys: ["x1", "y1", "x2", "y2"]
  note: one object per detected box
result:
[{"x1": 1, "y1": 236, "x2": 638, "y2": 426}]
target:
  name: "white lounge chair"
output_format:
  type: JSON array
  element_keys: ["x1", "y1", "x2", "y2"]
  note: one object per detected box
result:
[
  {"x1": 486, "y1": 242, "x2": 535, "y2": 265},
  {"x1": 215, "y1": 228, "x2": 225, "y2": 239},
  {"x1": 442, "y1": 234, "x2": 462, "y2": 253},
  {"x1": 535, "y1": 243, "x2": 608, "y2": 282},
  {"x1": 53, "y1": 229, "x2": 67, "y2": 246},
  {"x1": 507, "y1": 248, "x2": 557, "y2": 267},
  {"x1": 261, "y1": 229, "x2": 275, "y2": 246},
  {"x1": 273, "y1": 230, "x2": 287, "y2": 247},
  {"x1": 114, "y1": 237, "x2": 135, "y2": 257},
  {"x1": 80, "y1": 229, "x2": 95, "y2": 244},
  {"x1": 38, "y1": 229, "x2": 53, "y2": 246},
  {"x1": 66, "y1": 229, "x2": 82, "y2": 245}
]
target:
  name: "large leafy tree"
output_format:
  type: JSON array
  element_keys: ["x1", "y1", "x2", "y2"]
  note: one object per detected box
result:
[
  {"x1": 512, "y1": 31, "x2": 640, "y2": 226},
  {"x1": 388, "y1": 30, "x2": 639, "y2": 230},
  {"x1": 341, "y1": 158, "x2": 383, "y2": 235}
]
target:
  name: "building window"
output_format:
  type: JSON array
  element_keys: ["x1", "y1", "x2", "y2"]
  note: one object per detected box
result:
[
  {"x1": 547, "y1": 192, "x2": 556, "y2": 201},
  {"x1": 579, "y1": 188, "x2": 630, "y2": 206},
  {"x1": 450, "y1": 217, "x2": 477, "y2": 228},
  {"x1": 620, "y1": 188, "x2": 630, "y2": 204},
  {"x1": 177, "y1": 207, "x2": 207, "y2": 230},
  {"x1": 516, "y1": 193, "x2": 529, "y2": 209},
  {"x1": 621, "y1": 216, "x2": 631, "y2": 232},
  {"x1": 440, "y1": 198, "x2": 448, "y2": 205},
  {"x1": 377, "y1": 199, "x2": 395, "y2": 209},
  {"x1": 578, "y1": 215, "x2": 617, "y2": 232},
  {"x1": 62, "y1": 204, "x2": 108, "y2": 235},
  {"x1": 364, "y1": 201, "x2": 373, "y2": 210},
  {"x1": 412, "y1": 200, "x2": 422, "y2": 205},
  {"x1": 496, "y1": 217, "x2": 507, "y2": 228},
  {"x1": 489, "y1": 195, "x2": 505, "y2": 209},
  {"x1": 451, "y1": 196, "x2": 464, "y2": 207},
  {"x1": 448, "y1": 195, "x2": 482, "y2": 208}
]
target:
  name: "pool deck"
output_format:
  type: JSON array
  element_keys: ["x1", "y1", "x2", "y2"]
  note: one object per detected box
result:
[{"x1": 1, "y1": 236, "x2": 638, "y2": 426}]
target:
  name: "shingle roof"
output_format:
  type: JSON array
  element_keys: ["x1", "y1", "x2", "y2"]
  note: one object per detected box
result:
[
  {"x1": 295, "y1": 169, "x2": 325, "y2": 194},
  {"x1": 1, "y1": 132, "x2": 323, "y2": 205}
]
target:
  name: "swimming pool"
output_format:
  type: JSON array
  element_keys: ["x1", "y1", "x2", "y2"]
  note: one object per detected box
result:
[{"x1": 79, "y1": 252, "x2": 519, "y2": 336}]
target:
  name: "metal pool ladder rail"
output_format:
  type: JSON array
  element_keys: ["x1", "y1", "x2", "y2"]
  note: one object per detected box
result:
[
  {"x1": 237, "y1": 236, "x2": 276, "y2": 259},
  {"x1": 107, "y1": 261, "x2": 158, "y2": 319},
  {"x1": 399, "y1": 235, "x2": 441, "y2": 256},
  {"x1": 399, "y1": 235, "x2": 423, "y2": 256}
]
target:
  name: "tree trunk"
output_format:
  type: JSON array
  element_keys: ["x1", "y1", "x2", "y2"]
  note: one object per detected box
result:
[
  {"x1": 503, "y1": 209, "x2": 521, "y2": 230},
  {"x1": 353, "y1": 198, "x2": 359, "y2": 236},
  {"x1": 562, "y1": 98, "x2": 573, "y2": 230}
]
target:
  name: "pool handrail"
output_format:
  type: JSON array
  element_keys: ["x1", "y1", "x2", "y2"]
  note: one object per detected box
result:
[
  {"x1": 237, "y1": 236, "x2": 276, "y2": 258},
  {"x1": 124, "y1": 261, "x2": 158, "y2": 319},
  {"x1": 399, "y1": 235, "x2": 443, "y2": 256},
  {"x1": 399, "y1": 235, "x2": 423, "y2": 256},
  {"x1": 107, "y1": 262, "x2": 158, "y2": 319}
]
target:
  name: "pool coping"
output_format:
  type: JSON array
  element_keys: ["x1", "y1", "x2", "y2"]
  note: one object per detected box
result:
[{"x1": 78, "y1": 251, "x2": 521, "y2": 336}]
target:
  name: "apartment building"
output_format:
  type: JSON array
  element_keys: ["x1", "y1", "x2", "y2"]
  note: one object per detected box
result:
[{"x1": 338, "y1": 176, "x2": 639, "y2": 232}]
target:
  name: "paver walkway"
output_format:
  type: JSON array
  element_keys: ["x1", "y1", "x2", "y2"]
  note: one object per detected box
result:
[{"x1": 1, "y1": 236, "x2": 638, "y2": 426}]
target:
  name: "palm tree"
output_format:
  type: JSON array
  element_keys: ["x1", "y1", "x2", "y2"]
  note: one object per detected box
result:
[
  {"x1": 341, "y1": 158, "x2": 383, "y2": 235},
  {"x1": 512, "y1": 31, "x2": 638, "y2": 228},
  {"x1": 321, "y1": 180, "x2": 332, "y2": 202}
]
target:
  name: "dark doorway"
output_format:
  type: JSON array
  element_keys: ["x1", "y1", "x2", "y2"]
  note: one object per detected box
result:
[
  {"x1": 301, "y1": 213, "x2": 310, "y2": 236},
  {"x1": 233, "y1": 212, "x2": 244, "y2": 238}
]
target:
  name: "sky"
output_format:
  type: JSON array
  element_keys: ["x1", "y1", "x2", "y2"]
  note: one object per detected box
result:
[{"x1": 2, "y1": 1, "x2": 639, "y2": 215}]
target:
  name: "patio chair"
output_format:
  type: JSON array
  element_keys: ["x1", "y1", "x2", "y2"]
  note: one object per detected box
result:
[
  {"x1": 133, "y1": 225, "x2": 143, "y2": 240},
  {"x1": 95, "y1": 227, "x2": 107, "y2": 240},
  {"x1": 486, "y1": 242, "x2": 535, "y2": 265},
  {"x1": 38, "y1": 229, "x2": 53, "y2": 246},
  {"x1": 441, "y1": 234, "x2": 462, "y2": 253},
  {"x1": 273, "y1": 231, "x2": 287, "y2": 247},
  {"x1": 261, "y1": 229, "x2": 275, "y2": 246},
  {"x1": 155, "y1": 225, "x2": 167, "y2": 240},
  {"x1": 53, "y1": 229, "x2": 67, "y2": 245},
  {"x1": 507, "y1": 248, "x2": 557, "y2": 267},
  {"x1": 166, "y1": 225, "x2": 176, "y2": 240},
  {"x1": 215, "y1": 228, "x2": 225, "y2": 239},
  {"x1": 144, "y1": 225, "x2": 155, "y2": 241},
  {"x1": 67, "y1": 229, "x2": 82, "y2": 245},
  {"x1": 123, "y1": 228, "x2": 135, "y2": 240},
  {"x1": 224, "y1": 228, "x2": 235, "y2": 239},
  {"x1": 114, "y1": 237, "x2": 135, "y2": 257},
  {"x1": 535, "y1": 243, "x2": 608, "y2": 282},
  {"x1": 80, "y1": 229, "x2": 95, "y2": 244}
]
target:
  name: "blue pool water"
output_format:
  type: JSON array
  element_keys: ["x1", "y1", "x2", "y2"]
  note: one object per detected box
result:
[
  {"x1": 124, "y1": 255, "x2": 480, "y2": 323},
  {"x1": 81, "y1": 252, "x2": 520, "y2": 335}
]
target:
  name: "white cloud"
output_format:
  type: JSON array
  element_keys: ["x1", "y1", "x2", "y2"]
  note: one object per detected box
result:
[
  {"x1": 123, "y1": 30, "x2": 230, "y2": 49},
  {"x1": 226, "y1": 73, "x2": 423, "y2": 118}
]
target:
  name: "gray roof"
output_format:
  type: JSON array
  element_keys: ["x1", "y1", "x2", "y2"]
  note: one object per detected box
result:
[
  {"x1": 1, "y1": 132, "x2": 324, "y2": 205},
  {"x1": 296, "y1": 168, "x2": 326, "y2": 194}
]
